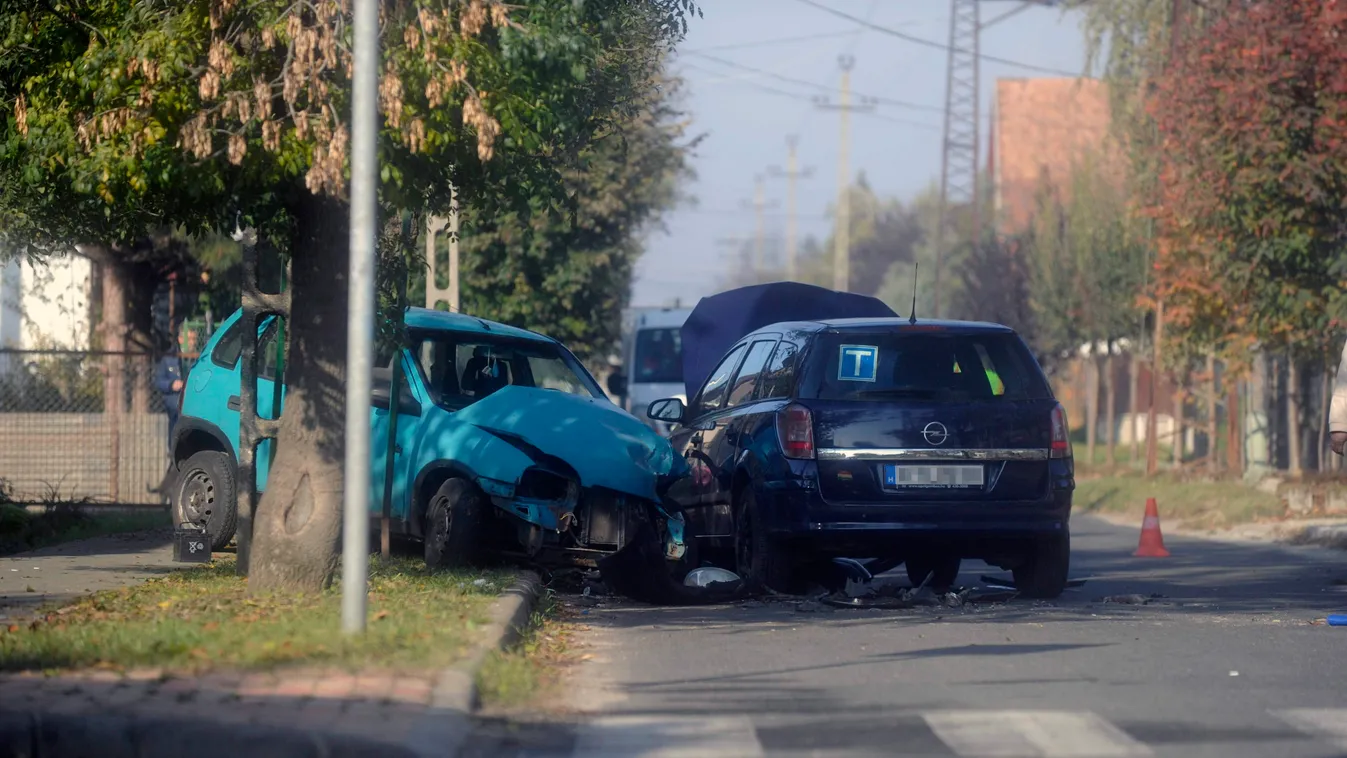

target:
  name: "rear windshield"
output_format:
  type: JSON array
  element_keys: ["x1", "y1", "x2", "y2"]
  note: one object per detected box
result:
[
  {"x1": 632, "y1": 327, "x2": 682, "y2": 384},
  {"x1": 804, "y1": 330, "x2": 1052, "y2": 402}
]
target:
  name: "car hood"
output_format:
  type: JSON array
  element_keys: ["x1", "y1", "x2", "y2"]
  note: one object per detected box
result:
[{"x1": 453, "y1": 386, "x2": 689, "y2": 501}]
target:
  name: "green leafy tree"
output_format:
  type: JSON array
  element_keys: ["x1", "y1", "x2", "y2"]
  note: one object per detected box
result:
[{"x1": 1, "y1": 0, "x2": 698, "y2": 591}]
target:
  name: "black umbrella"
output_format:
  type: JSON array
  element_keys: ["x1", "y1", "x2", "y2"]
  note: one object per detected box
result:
[{"x1": 680, "y1": 281, "x2": 898, "y2": 399}]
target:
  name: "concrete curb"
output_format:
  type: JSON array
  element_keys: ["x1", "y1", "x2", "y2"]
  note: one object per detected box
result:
[
  {"x1": 428, "y1": 570, "x2": 544, "y2": 714},
  {"x1": 0, "y1": 571, "x2": 547, "y2": 758}
]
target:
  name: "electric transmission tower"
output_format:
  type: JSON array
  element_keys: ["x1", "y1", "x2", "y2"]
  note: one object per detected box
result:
[{"x1": 933, "y1": 0, "x2": 1062, "y2": 317}]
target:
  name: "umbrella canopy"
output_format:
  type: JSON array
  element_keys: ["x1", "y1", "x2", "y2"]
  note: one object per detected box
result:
[{"x1": 680, "y1": 281, "x2": 898, "y2": 399}]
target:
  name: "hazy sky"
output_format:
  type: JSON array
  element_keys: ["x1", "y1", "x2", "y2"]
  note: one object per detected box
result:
[{"x1": 630, "y1": 0, "x2": 1092, "y2": 308}]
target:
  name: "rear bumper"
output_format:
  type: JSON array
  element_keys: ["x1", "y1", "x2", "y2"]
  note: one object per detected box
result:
[{"x1": 754, "y1": 467, "x2": 1071, "y2": 556}]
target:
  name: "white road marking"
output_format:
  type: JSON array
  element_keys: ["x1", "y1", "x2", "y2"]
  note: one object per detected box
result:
[
  {"x1": 573, "y1": 715, "x2": 765, "y2": 757},
  {"x1": 922, "y1": 711, "x2": 1153, "y2": 757},
  {"x1": 1273, "y1": 709, "x2": 1347, "y2": 749}
]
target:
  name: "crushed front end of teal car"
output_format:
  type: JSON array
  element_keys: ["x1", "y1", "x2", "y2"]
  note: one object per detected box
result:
[{"x1": 172, "y1": 307, "x2": 695, "y2": 591}]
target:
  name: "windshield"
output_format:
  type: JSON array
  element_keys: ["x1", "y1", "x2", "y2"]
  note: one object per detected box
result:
[
  {"x1": 632, "y1": 327, "x2": 682, "y2": 384},
  {"x1": 806, "y1": 330, "x2": 1052, "y2": 403},
  {"x1": 412, "y1": 330, "x2": 601, "y2": 410}
]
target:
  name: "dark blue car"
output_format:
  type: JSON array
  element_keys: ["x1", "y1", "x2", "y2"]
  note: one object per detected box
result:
[{"x1": 648, "y1": 316, "x2": 1074, "y2": 598}]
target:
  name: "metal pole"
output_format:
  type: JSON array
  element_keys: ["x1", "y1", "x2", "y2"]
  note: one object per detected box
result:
[
  {"x1": 343, "y1": 0, "x2": 378, "y2": 635},
  {"x1": 833, "y1": 56, "x2": 854, "y2": 293},
  {"x1": 448, "y1": 187, "x2": 460, "y2": 313},
  {"x1": 753, "y1": 175, "x2": 766, "y2": 277},
  {"x1": 785, "y1": 137, "x2": 800, "y2": 281}
]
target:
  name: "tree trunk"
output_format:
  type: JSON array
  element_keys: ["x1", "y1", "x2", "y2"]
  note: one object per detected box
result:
[
  {"x1": 1288, "y1": 357, "x2": 1302, "y2": 477},
  {"x1": 1207, "y1": 354, "x2": 1219, "y2": 472},
  {"x1": 1322, "y1": 357, "x2": 1334, "y2": 472},
  {"x1": 248, "y1": 192, "x2": 351, "y2": 594},
  {"x1": 1129, "y1": 353, "x2": 1141, "y2": 464},
  {"x1": 1086, "y1": 353, "x2": 1098, "y2": 467},
  {"x1": 1172, "y1": 386, "x2": 1184, "y2": 467},
  {"x1": 1104, "y1": 347, "x2": 1116, "y2": 466},
  {"x1": 1227, "y1": 379, "x2": 1242, "y2": 474}
]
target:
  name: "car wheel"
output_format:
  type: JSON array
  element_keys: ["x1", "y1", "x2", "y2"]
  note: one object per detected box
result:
[
  {"x1": 905, "y1": 556, "x2": 962, "y2": 591},
  {"x1": 172, "y1": 451, "x2": 237, "y2": 551},
  {"x1": 734, "y1": 488, "x2": 797, "y2": 593},
  {"x1": 1012, "y1": 529, "x2": 1071, "y2": 599},
  {"x1": 424, "y1": 478, "x2": 482, "y2": 569}
]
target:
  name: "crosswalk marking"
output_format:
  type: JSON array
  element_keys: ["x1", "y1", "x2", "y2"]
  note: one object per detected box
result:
[
  {"x1": 921, "y1": 711, "x2": 1153, "y2": 758},
  {"x1": 573, "y1": 715, "x2": 765, "y2": 758},
  {"x1": 1273, "y1": 709, "x2": 1347, "y2": 750}
]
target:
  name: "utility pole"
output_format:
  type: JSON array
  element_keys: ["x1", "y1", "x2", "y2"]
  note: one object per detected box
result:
[
  {"x1": 737, "y1": 182, "x2": 779, "y2": 280},
  {"x1": 768, "y1": 136, "x2": 815, "y2": 281},
  {"x1": 815, "y1": 56, "x2": 873, "y2": 293},
  {"x1": 425, "y1": 186, "x2": 460, "y2": 312}
]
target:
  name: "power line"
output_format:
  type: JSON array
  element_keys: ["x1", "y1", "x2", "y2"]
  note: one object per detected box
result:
[
  {"x1": 682, "y1": 31, "x2": 859, "y2": 53},
  {"x1": 793, "y1": 0, "x2": 1083, "y2": 77},
  {"x1": 682, "y1": 51, "x2": 946, "y2": 114}
]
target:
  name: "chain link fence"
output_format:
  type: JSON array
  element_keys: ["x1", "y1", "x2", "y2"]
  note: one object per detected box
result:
[{"x1": 0, "y1": 350, "x2": 200, "y2": 505}]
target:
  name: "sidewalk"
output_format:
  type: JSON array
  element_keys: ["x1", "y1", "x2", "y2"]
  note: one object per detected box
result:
[
  {"x1": 0, "y1": 666, "x2": 469, "y2": 757},
  {"x1": 0, "y1": 528, "x2": 176, "y2": 625}
]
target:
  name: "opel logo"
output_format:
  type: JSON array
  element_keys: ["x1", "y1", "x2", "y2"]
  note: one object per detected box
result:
[{"x1": 922, "y1": 422, "x2": 949, "y2": 446}]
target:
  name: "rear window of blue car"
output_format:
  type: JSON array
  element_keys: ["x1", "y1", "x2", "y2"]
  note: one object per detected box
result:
[{"x1": 803, "y1": 330, "x2": 1052, "y2": 402}]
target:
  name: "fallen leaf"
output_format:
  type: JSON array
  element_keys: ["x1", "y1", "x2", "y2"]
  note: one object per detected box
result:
[
  {"x1": 202, "y1": 622, "x2": 219, "y2": 632},
  {"x1": 373, "y1": 610, "x2": 390, "y2": 621},
  {"x1": 6, "y1": 625, "x2": 17, "y2": 633},
  {"x1": 157, "y1": 601, "x2": 173, "y2": 609}
]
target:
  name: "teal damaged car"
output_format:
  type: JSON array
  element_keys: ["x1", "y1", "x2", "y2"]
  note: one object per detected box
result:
[{"x1": 170, "y1": 307, "x2": 690, "y2": 576}]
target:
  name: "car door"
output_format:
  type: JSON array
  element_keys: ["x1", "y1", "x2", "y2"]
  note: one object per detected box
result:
[
  {"x1": 708, "y1": 337, "x2": 780, "y2": 528},
  {"x1": 369, "y1": 349, "x2": 425, "y2": 523},
  {"x1": 669, "y1": 341, "x2": 748, "y2": 538}
]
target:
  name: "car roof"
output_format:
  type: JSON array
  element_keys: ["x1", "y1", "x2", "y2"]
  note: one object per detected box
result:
[
  {"x1": 740, "y1": 317, "x2": 1015, "y2": 340},
  {"x1": 404, "y1": 307, "x2": 554, "y2": 343}
]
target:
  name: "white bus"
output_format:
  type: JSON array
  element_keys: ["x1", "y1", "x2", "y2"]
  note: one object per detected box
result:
[{"x1": 608, "y1": 306, "x2": 692, "y2": 436}]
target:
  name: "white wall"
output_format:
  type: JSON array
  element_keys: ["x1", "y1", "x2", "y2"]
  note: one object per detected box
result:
[{"x1": 16, "y1": 254, "x2": 92, "y2": 350}]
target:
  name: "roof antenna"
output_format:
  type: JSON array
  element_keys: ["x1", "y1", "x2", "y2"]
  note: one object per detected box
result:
[{"x1": 908, "y1": 261, "x2": 919, "y2": 325}]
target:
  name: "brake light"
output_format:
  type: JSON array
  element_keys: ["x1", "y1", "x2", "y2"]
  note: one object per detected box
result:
[
  {"x1": 777, "y1": 404, "x2": 815, "y2": 460},
  {"x1": 1050, "y1": 403, "x2": 1071, "y2": 459}
]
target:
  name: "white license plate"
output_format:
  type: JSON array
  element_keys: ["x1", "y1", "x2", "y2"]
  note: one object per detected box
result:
[{"x1": 883, "y1": 464, "x2": 984, "y2": 489}]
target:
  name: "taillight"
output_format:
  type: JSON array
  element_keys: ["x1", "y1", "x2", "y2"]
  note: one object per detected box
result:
[
  {"x1": 777, "y1": 404, "x2": 815, "y2": 460},
  {"x1": 1050, "y1": 403, "x2": 1071, "y2": 459}
]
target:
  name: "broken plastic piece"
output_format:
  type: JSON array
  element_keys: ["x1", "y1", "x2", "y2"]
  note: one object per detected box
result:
[
  {"x1": 684, "y1": 567, "x2": 742, "y2": 588},
  {"x1": 831, "y1": 558, "x2": 873, "y2": 583},
  {"x1": 1327, "y1": 614, "x2": 1347, "y2": 627},
  {"x1": 980, "y1": 574, "x2": 1086, "y2": 590}
]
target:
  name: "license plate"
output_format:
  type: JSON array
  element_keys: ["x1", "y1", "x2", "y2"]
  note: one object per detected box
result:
[{"x1": 883, "y1": 464, "x2": 984, "y2": 489}]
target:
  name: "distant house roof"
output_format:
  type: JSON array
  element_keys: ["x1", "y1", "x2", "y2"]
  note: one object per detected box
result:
[{"x1": 992, "y1": 78, "x2": 1117, "y2": 236}]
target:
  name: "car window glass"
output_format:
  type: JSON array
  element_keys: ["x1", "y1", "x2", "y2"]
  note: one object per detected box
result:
[
  {"x1": 726, "y1": 340, "x2": 777, "y2": 408},
  {"x1": 756, "y1": 340, "x2": 800, "y2": 400},
  {"x1": 210, "y1": 318, "x2": 245, "y2": 369},
  {"x1": 633, "y1": 328, "x2": 682, "y2": 384},
  {"x1": 258, "y1": 321, "x2": 281, "y2": 381},
  {"x1": 696, "y1": 343, "x2": 748, "y2": 415},
  {"x1": 410, "y1": 332, "x2": 599, "y2": 409}
]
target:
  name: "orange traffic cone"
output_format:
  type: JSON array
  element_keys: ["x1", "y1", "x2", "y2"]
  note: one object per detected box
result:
[{"x1": 1133, "y1": 497, "x2": 1170, "y2": 557}]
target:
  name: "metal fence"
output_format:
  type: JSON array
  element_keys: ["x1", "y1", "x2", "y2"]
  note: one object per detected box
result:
[{"x1": 0, "y1": 350, "x2": 198, "y2": 505}]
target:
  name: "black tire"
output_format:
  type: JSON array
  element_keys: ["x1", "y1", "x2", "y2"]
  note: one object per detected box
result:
[
  {"x1": 905, "y1": 556, "x2": 962, "y2": 591},
  {"x1": 424, "y1": 478, "x2": 483, "y2": 569},
  {"x1": 734, "y1": 488, "x2": 798, "y2": 593},
  {"x1": 1013, "y1": 529, "x2": 1071, "y2": 599},
  {"x1": 172, "y1": 450, "x2": 237, "y2": 551}
]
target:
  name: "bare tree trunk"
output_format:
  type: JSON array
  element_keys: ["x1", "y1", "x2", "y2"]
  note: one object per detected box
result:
[
  {"x1": 1207, "y1": 354, "x2": 1219, "y2": 472},
  {"x1": 1288, "y1": 356, "x2": 1302, "y2": 477},
  {"x1": 249, "y1": 192, "x2": 351, "y2": 594},
  {"x1": 1130, "y1": 353, "x2": 1141, "y2": 464},
  {"x1": 1086, "y1": 352, "x2": 1099, "y2": 467},
  {"x1": 1104, "y1": 346, "x2": 1117, "y2": 466}
]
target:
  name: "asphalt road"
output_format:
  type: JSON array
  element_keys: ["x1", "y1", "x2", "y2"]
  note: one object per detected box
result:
[{"x1": 464, "y1": 515, "x2": 1347, "y2": 757}]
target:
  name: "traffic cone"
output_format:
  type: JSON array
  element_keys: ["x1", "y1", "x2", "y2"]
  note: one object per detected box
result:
[{"x1": 1133, "y1": 497, "x2": 1170, "y2": 557}]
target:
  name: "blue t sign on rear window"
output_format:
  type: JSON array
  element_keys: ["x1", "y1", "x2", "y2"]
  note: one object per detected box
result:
[{"x1": 838, "y1": 345, "x2": 878, "y2": 382}]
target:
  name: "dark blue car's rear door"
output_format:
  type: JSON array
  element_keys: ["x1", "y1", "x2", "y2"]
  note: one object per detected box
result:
[{"x1": 800, "y1": 328, "x2": 1057, "y2": 505}]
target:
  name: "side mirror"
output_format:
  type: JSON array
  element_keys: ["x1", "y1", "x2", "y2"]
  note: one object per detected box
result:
[
  {"x1": 647, "y1": 397, "x2": 685, "y2": 424},
  {"x1": 606, "y1": 371, "x2": 627, "y2": 398},
  {"x1": 371, "y1": 380, "x2": 423, "y2": 417}
]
